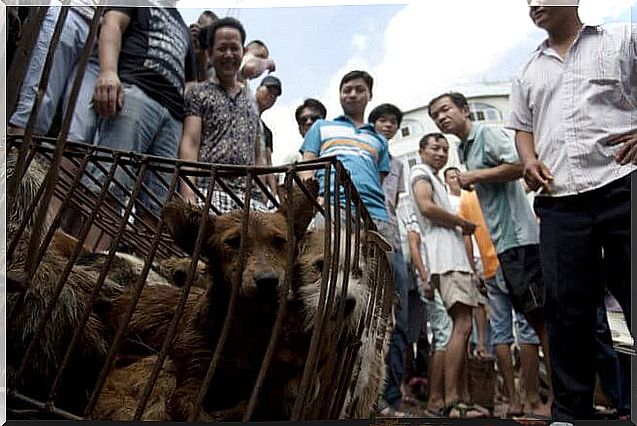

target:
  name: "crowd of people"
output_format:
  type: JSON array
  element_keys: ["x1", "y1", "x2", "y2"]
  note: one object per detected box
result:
[{"x1": 6, "y1": 0, "x2": 635, "y2": 422}]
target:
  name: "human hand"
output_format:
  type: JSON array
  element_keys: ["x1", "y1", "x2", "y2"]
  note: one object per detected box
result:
[
  {"x1": 265, "y1": 58, "x2": 276, "y2": 73},
  {"x1": 458, "y1": 170, "x2": 477, "y2": 191},
  {"x1": 604, "y1": 131, "x2": 637, "y2": 166},
  {"x1": 93, "y1": 70, "x2": 123, "y2": 118},
  {"x1": 420, "y1": 277, "x2": 434, "y2": 301},
  {"x1": 460, "y1": 219, "x2": 477, "y2": 235},
  {"x1": 190, "y1": 23, "x2": 202, "y2": 52},
  {"x1": 522, "y1": 158, "x2": 554, "y2": 192}
]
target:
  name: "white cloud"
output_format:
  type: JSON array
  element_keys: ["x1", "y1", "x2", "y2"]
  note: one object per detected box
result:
[
  {"x1": 270, "y1": 0, "x2": 636, "y2": 165},
  {"x1": 351, "y1": 34, "x2": 370, "y2": 52}
]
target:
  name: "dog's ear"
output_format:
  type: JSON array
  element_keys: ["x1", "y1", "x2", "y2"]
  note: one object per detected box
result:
[
  {"x1": 164, "y1": 199, "x2": 215, "y2": 256},
  {"x1": 278, "y1": 179, "x2": 319, "y2": 239}
]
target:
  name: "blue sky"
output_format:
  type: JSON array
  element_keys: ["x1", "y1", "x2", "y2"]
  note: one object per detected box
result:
[{"x1": 177, "y1": 0, "x2": 636, "y2": 164}]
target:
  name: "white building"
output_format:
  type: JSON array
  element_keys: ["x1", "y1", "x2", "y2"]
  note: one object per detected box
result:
[{"x1": 388, "y1": 81, "x2": 514, "y2": 254}]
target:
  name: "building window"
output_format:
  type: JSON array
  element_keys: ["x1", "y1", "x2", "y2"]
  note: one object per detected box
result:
[
  {"x1": 397, "y1": 119, "x2": 424, "y2": 140},
  {"x1": 408, "y1": 158, "x2": 417, "y2": 168},
  {"x1": 470, "y1": 102, "x2": 502, "y2": 122},
  {"x1": 401, "y1": 127, "x2": 411, "y2": 138}
]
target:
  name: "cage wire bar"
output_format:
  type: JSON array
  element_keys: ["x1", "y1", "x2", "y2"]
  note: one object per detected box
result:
[{"x1": 6, "y1": 3, "x2": 395, "y2": 420}]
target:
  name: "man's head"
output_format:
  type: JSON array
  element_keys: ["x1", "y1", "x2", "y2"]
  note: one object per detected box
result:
[
  {"x1": 339, "y1": 70, "x2": 373, "y2": 119},
  {"x1": 255, "y1": 75, "x2": 282, "y2": 113},
  {"x1": 443, "y1": 166, "x2": 461, "y2": 195},
  {"x1": 419, "y1": 133, "x2": 449, "y2": 173},
  {"x1": 368, "y1": 103, "x2": 403, "y2": 140},
  {"x1": 295, "y1": 98, "x2": 327, "y2": 137},
  {"x1": 246, "y1": 40, "x2": 269, "y2": 59},
  {"x1": 428, "y1": 92, "x2": 471, "y2": 138},
  {"x1": 528, "y1": 1, "x2": 580, "y2": 32},
  {"x1": 208, "y1": 17, "x2": 246, "y2": 83}
]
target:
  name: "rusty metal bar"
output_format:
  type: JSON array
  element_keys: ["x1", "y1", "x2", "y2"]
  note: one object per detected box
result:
[
  {"x1": 11, "y1": 154, "x2": 122, "y2": 386},
  {"x1": 9, "y1": 390, "x2": 85, "y2": 421},
  {"x1": 46, "y1": 160, "x2": 150, "y2": 406},
  {"x1": 291, "y1": 162, "x2": 333, "y2": 420},
  {"x1": 242, "y1": 171, "x2": 297, "y2": 421},
  {"x1": 84, "y1": 165, "x2": 183, "y2": 416},
  {"x1": 10, "y1": 6, "x2": 70, "y2": 206},
  {"x1": 132, "y1": 166, "x2": 217, "y2": 420},
  {"x1": 54, "y1": 5, "x2": 102, "y2": 151},
  {"x1": 187, "y1": 171, "x2": 255, "y2": 421},
  {"x1": 7, "y1": 7, "x2": 49, "y2": 117}
]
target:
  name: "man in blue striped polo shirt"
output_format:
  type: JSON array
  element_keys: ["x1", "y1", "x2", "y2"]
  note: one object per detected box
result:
[
  {"x1": 299, "y1": 70, "x2": 390, "y2": 223},
  {"x1": 300, "y1": 71, "x2": 415, "y2": 417}
]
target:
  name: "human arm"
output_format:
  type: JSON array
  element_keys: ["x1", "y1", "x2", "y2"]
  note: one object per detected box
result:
[
  {"x1": 514, "y1": 130, "x2": 554, "y2": 192},
  {"x1": 297, "y1": 121, "x2": 322, "y2": 180},
  {"x1": 178, "y1": 115, "x2": 203, "y2": 203},
  {"x1": 407, "y1": 229, "x2": 433, "y2": 300},
  {"x1": 457, "y1": 163, "x2": 523, "y2": 189},
  {"x1": 240, "y1": 55, "x2": 276, "y2": 81},
  {"x1": 93, "y1": 10, "x2": 130, "y2": 118},
  {"x1": 412, "y1": 178, "x2": 476, "y2": 235}
]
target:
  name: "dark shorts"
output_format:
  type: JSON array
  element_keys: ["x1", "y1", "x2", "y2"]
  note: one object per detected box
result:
[{"x1": 497, "y1": 244, "x2": 545, "y2": 314}]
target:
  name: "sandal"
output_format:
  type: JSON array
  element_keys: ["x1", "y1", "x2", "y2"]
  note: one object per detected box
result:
[
  {"x1": 443, "y1": 400, "x2": 487, "y2": 419},
  {"x1": 374, "y1": 399, "x2": 416, "y2": 418}
]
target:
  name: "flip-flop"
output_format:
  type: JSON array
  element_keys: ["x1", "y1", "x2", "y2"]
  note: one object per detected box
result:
[
  {"x1": 443, "y1": 401, "x2": 487, "y2": 419},
  {"x1": 422, "y1": 407, "x2": 444, "y2": 418},
  {"x1": 374, "y1": 399, "x2": 417, "y2": 418}
]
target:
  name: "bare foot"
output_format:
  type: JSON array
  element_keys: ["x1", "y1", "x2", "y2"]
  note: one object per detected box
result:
[{"x1": 525, "y1": 401, "x2": 551, "y2": 418}]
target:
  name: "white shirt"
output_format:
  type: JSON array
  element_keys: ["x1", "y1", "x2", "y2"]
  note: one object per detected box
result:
[
  {"x1": 507, "y1": 24, "x2": 636, "y2": 197},
  {"x1": 409, "y1": 164, "x2": 472, "y2": 276}
]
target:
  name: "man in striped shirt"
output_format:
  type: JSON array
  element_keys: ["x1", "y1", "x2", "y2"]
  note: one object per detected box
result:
[{"x1": 508, "y1": 1, "x2": 635, "y2": 421}]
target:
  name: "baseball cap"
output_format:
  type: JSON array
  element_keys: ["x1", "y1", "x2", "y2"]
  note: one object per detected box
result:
[{"x1": 260, "y1": 75, "x2": 282, "y2": 96}]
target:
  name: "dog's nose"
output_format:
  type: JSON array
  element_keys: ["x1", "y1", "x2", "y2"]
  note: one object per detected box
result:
[
  {"x1": 344, "y1": 295, "x2": 357, "y2": 317},
  {"x1": 255, "y1": 272, "x2": 279, "y2": 296}
]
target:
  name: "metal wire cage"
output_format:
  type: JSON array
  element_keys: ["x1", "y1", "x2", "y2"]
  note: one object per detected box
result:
[
  {"x1": 6, "y1": 136, "x2": 396, "y2": 421},
  {"x1": 5, "y1": 5, "x2": 396, "y2": 421}
]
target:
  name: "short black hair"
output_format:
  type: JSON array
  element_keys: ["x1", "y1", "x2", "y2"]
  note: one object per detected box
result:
[
  {"x1": 419, "y1": 132, "x2": 446, "y2": 149},
  {"x1": 295, "y1": 98, "x2": 327, "y2": 123},
  {"x1": 246, "y1": 39, "x2": 268, "y2": 55},
  {"x1": 207, "y1": 17, "x2": 246, "y2": 48},
  {"x1": 443, "y1": 166, "x2": 460, "y2": 179},
  {"x1": 368, "y1": 103, "x2": 403, "y2": 127},
  {"x1": 427, "y1": 92, "x2": 470, "y2": 117},
  {"x1": 340, "y1": 70, "x2": 373, "y2": 94}
]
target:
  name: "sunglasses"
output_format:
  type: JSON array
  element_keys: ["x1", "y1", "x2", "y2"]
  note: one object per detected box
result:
[{"x1": 297, "y1": 114, "x2": 322, "y2": 125}]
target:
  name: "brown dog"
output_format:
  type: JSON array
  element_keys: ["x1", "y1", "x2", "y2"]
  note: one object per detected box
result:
[{"x1": 96, "y1": 179, "x2": 319, "y2": 421}]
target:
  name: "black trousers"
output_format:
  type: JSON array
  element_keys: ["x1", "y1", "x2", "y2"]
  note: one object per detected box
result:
[{"x1": 534, "y1": 174, "x2": 632, "y2": 421}]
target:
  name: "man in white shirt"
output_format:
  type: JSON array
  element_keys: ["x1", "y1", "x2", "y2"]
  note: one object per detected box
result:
[
  {"x1": 409, "y1": 133, "x2": 483, "y2": 418},
  {"x1": 507, "y1": 1, "x2": 635, "y2": 421}
]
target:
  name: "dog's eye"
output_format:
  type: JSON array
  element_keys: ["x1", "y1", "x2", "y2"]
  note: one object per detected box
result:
[
  {"x1": 313, "y1": 259, "x2": 324, "y2": 272},
  {"x1": 224, "y1": 235, "x2": 241, "y2": 250},
  {"x1": 272, "y1": 236, "x2": 288, "y2": 249}
]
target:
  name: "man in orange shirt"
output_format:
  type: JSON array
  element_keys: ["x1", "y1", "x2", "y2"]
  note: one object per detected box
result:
[{"x1": 458, "y1": 187, "x2": 546, "y2": 418}]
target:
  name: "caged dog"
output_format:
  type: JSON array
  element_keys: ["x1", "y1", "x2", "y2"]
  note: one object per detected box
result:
[
  {"x1": 289, "y1": 225, "x2": 396, "y2": 419},
  {"x1": 93, "y1": 179, "x2": 320, "y2": 421},
  {"x1": 6, "y1": 150, "x2": 127, "y2": 414}
]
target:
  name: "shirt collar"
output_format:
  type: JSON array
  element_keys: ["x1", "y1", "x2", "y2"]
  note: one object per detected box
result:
[
  {"x1": 458, "y1": 122, "x2": 480, "y2": 162},
  {"x1": 334, "y1": 114, "x2": 378, "y2": 133},
  {"x1": 535, "y1": 24, "x2": 600, "y2": 56}
]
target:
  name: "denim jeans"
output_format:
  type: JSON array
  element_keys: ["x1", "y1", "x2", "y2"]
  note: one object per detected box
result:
[
  {"x1": 10, "y1": 6, "x2": 98, "y2": 143},
  {"x1": 486, "y1": 266, "x2": 539, "y2": 346},
  {"x1": 86, "y1": 84, "x2": 182, "y2": 215}
]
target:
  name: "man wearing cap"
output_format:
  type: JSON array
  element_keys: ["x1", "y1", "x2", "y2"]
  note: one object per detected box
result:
[{"x1": 255, "y1": 75, "x2": 282, "y2": 199}]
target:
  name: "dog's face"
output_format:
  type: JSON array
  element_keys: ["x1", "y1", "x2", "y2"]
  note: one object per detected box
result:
[
  {"x1": 165, "y1": 180, "x2": 318, "y2": 301},
  {"x1": 293, "y1": 228, "x2": 376, "y2": 333}
]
